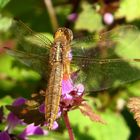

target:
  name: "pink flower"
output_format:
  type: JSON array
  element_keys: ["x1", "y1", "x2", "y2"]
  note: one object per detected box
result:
[
  {"x1": 103, "y1": 12, "x2": 114, "y2": 25},
  {"x1": 67, "y1": 13, "x2": 78, "y2": 22},
  {"x1": 60, "y1": 77, "x2": 84, "y2": 111},
  {"x1": 61, "y1": 77, "x2": 105, "y2": 125}
]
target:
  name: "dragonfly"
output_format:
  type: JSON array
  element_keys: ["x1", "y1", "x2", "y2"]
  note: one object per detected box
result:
[{"x1": 5, "y1": 18, "x2": 140, "y2": 129}]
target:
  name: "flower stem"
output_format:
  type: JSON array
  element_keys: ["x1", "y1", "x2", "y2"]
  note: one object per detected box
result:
[
  {"x1": 44, "y1": 0, "x2": 58, "y2": 31},
  {"x1": 63, "y1": 112, "x2": 74, "y2": 140}
]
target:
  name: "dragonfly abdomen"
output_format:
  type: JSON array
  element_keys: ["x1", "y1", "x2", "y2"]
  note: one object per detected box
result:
[
  {"x1": 45, "y1": 27, "x2": 73, "y2": 129},
  {"x1": 45, "y1": 62, "x2": 63, "y2": 130}
]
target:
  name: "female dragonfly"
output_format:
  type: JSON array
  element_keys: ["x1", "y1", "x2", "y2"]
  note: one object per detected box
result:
[{"x1": 5, "y1": 18, "x2": 140, "y2": 129}]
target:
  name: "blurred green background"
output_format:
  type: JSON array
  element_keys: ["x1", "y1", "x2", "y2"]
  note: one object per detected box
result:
[{"x1": 0, "y1": 0, "x2": 140, "y2": 140}]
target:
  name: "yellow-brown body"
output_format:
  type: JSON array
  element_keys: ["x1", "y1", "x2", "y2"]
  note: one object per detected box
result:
[{"x1": 45, "y1": 27, "x2": 73, "y2": 129}]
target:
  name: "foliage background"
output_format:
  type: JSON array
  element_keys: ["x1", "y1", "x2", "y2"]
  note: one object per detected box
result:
[{"x1": 0, "y1": 0, "x2": 140, "y2": 140}]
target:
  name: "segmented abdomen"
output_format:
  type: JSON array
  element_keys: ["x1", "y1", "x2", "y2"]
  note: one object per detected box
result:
[{"x1": 45, "y1": 62, "x2": 63, "y2": 130}]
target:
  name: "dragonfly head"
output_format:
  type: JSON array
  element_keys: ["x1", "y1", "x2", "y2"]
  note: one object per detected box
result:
[{"x1": 54, "y1": 27, "x2": 73, "y2": 45}]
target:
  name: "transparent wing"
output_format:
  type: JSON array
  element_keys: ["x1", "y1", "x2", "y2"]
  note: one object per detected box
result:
[
  {"x1": 10, "y1": 18, "x2": 52, "y2": 55},
  {"x1": 5, "y1": 18, "x2": 52, "y2": 78},
  {"x1": 71, "y1": 58, "x2": 140, "y2": 92},
  {"x1": 5, "y1": 48, "x2": 49, "y2": 79},
  {"x1": 71, "y1": 25, "x2": 140, "y2": 91},
  {"x1": 71, "y1": 25, "x2": 139, "y2": 57}
]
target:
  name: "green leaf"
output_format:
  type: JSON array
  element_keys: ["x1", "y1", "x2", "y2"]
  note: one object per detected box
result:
[
  {"x1": 75, "y1": 2, "x2": 103, "y2": 32},
  {"x1": 56, "y1": 4, "x2": 72, "y2": 26},
  {"x1": 0, "y1": 55, "x2": 40, "y2": 80},
  {"x1": 0, "y1": 96, "x2": 13, "y2": 106},
  {"x1": 0, "y1": 0, "x2": 10, "y2": 10},
  {"x1": 29, "y1": 133, "x2": 69, "y2": 140},
  {"x1": 69, "y1": 109, "x2": 130, "y2": 140},
  {"x1": 115, "y1": 0, "x2": 140, "y2": 21},
  {"x1": 0, "y1": 16, "x2": 12, "y2": 31},
  {"x1": 127, "y1": 81, "x2": 140, "y2": 96}
]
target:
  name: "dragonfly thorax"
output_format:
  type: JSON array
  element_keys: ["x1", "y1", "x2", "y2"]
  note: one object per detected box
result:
[
  {"x1": 54, "y1": 27, "x2": 73, "y2": 45},
  {"x1": 49, "y1": 27, "x2": 73, "y2": 64}
]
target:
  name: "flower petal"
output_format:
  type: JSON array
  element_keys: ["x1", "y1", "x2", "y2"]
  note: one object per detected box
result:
[
  {"x1": 13, "y1": 97, "x2": 26, "y2": 106},
  {"x1": 103, "y1": 12, "x2": 114, "y2": 25},
  {"x1": 39, "y1": 103, "x2": 45, "y2": 113},
  {"x1": 52, "y1": 121, "x2": 59, "y2": 130},
  {"x1": 0, "y1": 131, "x2": 10, "y2": 140},
  {"x1": 75, "y1": 84, "x2": 84, "y2": 95},
  {"x1": 67, "y1": 13, "x2": 78, "y2": 22},
  {"x1": 5, "y1": 113, "x2": 21, "y2": 133},
  {"x1": 19, "y1": 124, "x2": 48, "y2": 139},
  {"x1": 62, "y1": 78, "x2": 73, "y2": 95}
]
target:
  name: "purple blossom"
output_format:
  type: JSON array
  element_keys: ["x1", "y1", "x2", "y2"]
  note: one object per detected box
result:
[
  {"x1": 6, "y1": 112, "x2": 22, "y2": 133},
  {"x1": 3, "y1": 75, "x2": 104, "y2": 137},
  {"x1": 60, "y1": 77, "x2": 84, "y2": 111},
  {"x1": 103, "y1": 12, "x2": 114, "y2": 25},
  {"x1": 0, "y1": 97, "x2": 48, "y2": 140},
  {"x1": 19, "y1": 124, "x2": 48, "y2": 140},
  {"x1": 0, "y1": 131, "x2": 10, "y2": 140},
  {"x1": 67, "y1": 13, "x2": 78, "y2": 22},
  {"x1": 4, "y1": 74, "x2": 85, "y2": 132},
  {"x1": 62, "y1": 78, "x2": 74, "y2": 95},
  {"x1": 5, "y1": 97, "x2": 26, "y2": 132},
  {"x1": 74, "y1": 84, "x2": 84, "y2": 96},
  {"x1": 52, "y1": 121, "x2": 59, "y2": 130},
  {"x1": 39, "y1": 103, "x2": 45, "y2": 113},
  {"x1": 12, "y1": 97, "x2": 26, "y2": 106}
]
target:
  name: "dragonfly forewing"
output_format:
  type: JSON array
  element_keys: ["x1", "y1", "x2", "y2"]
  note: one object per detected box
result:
[
  {"x1": 71, "y1": 25, "x2": 140, "y2": 58},
  {"x1": 10, "y1": 18, "x2": 52, "y2": 56},
  {"x1": 71, "y1": 25, "x2": 140, "y2": 91}
]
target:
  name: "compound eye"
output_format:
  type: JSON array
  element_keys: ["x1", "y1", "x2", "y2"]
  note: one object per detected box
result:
[
  {"x1": 64, "y1": 28, "x2": 73, "y2": 42},
  {"x1": 67, "y1": 29, "x2": 73, "y2": 41}
]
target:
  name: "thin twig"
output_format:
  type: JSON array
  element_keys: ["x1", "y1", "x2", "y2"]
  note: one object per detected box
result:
[
  {"x1": 63, "y1": 111, "x2": 75, "y2": 140},
  {"x1": 44, "y1": 0, "x2": 58, "y2": 31}
]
